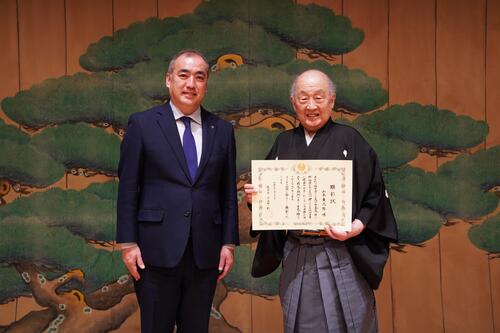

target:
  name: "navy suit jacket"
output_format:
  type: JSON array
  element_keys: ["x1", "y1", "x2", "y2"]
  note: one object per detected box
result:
[{"x1": 116, "y1": 102, "x2": 239, "y2": 269}]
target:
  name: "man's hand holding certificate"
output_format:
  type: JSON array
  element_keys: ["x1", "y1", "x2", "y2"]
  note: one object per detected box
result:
[{"x1": 251, "y1": 160, "x2": 353, "y2": 231}]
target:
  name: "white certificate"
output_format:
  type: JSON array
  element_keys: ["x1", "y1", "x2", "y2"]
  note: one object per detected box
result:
[{"x1": 251, "y1": 160, "x2": 352, "y2": 231}]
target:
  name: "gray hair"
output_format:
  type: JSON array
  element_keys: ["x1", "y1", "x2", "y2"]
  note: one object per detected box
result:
[
  {"x1": 167, "y1": 49, "x2": 209, "y2": 74},
  {"x1": 290, "y1": 70, "x2": 336, "y2": 97}
]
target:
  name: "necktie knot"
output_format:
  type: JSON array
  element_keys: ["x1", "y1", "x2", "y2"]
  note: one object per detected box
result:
[{"x1": 181, "y1": 116, "x2": 192, "y2": 128}]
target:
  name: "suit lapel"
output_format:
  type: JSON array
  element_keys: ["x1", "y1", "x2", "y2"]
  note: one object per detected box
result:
[
  {"x1": 194, "y1": 108, "x2": 217, "y2": 184},
  {"x1": 155, "y1": 103, "x2": 192, "y2": 182}
]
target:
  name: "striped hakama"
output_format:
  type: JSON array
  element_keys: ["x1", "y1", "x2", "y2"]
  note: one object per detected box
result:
[{"x1": 279, "y1": 234, "x2": 378, "y2": 333}]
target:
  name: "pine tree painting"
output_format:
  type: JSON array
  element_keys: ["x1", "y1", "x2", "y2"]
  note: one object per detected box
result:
[{"x1": 0, "y1": 0, "x2": 498, "y2": 331}]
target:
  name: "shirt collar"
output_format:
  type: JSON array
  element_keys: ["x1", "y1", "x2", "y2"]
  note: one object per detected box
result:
[
  {"x1": 304, "y1": 130, "x2": 316, "y2": 140},
  {"x1": 169, "y1": 101, "x2": 202, "y2": 125}
]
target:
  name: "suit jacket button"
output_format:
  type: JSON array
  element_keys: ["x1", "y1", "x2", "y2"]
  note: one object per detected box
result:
[{"x1": 184, "y1": 212, "x2": 191, "y2": 217}]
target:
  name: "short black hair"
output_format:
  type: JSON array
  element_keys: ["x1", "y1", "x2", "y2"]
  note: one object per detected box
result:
[{"x1": 167, "y1": 49, "x2": 209, "y2": 75}]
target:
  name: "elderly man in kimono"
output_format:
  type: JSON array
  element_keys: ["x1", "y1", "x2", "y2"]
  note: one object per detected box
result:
[{"x1": 244, "y1": 69, "x2": 398, "y2": 333}]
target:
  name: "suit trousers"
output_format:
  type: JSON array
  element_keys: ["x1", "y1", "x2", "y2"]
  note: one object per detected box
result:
[{"x1": 134, "y1": 239, "x2": 219, "y2": 333}]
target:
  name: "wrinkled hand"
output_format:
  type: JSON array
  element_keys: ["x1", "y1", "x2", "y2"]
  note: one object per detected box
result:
[
  {"x1": 121, "y1": 245, "x2": 145, "y2": 281},
  {"x1": 325, "y1": 219, "x2": 365, "y2": 241},
  {"x1": 244, "y1": 183, "x2": 257, "y2": 204},
  {"x1": 217, "y1": 246, "x2": 234, "y2": 282}
]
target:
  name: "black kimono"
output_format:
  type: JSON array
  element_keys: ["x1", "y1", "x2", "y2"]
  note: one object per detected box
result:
[{"x1": 251, "y1": 119, "x2": 398, "y2": 290}]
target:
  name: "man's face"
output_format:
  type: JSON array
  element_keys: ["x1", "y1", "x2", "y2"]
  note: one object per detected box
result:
[
  {"x1": 290, "y1": 71, "x2": 336, "y2": 134},
  {"x1": 166, "y1": 54, "x2": 209, "y2": 115}
]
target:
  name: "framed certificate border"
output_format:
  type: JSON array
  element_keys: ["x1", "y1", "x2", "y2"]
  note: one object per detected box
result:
[{"x1": 251, "y1": 160, "x2": 352, "y2": 231}]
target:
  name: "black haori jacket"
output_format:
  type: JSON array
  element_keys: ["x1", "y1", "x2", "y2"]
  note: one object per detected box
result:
[{"x1": 251, "y1": 120, "x2": 398, "y2": 290}]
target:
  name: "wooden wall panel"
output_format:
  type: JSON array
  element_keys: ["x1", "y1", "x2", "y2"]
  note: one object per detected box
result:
[
  {"x1": 342, "y1": 2, "x2": 393, "y2": 332},
  {"x1": 65, "y1": 0, "x2": 114, "y2": 191},
  {"x1": 491, "y1": 260, "x2": 500, "y2": 333},
  {"x1": 486, "y1": 0, "x2": 500, "y2": 147},
  {"x1": 440, "y1": 224, "x2": 494, "y2": 333},
  {"x1": 388, "y1": 0, "x2": 436, "y2": 105},
  {"x1": 0, "y1": 0, "x2": 19, "y2": 101},
  {"x1": 489, "y1": 258, "x2": 500, "y2": 333},
  {"x1": 112, "y1": 0, "x2": 158, "y2": 31},
  {"x1": 158, "y1": 0, "x2": 200, "y2": 18},
  {"x1": 0, "y1": 301, "x2": 15, "y2": 328},
  {"x1": 436, "y1": 0, "x2": 486, "y2": 120},
  {"x1": 389, "y1": 0, "x2": 438, "y2": 173},
  {"x1": 0, "y1": 0, "x2": 19, "y2": 324},
  {"x1": 343, "y1": 0, "x2": 388, "y2": 88},
  {"x1": 114, "y1": 308, "x2": 140, "y2": 332},
  {"x1": 221, "y1": 291, "x2": 252, "y2": 332},
  {"x1": 436, "y1": 0, "x2": 493, "y2": 333},
  {"x1": 0, "y1": 0, "x2": 19, "y2": 127},
  {"x1": 388, "y1": 1, "x2": 444, "y2": 332},
  {"x1": 66, "y1": 0, "x2": 113, "y2": 74},
  {"x1": 391, "y1": 240, "x2": 444, "y2": 333},
  {"x1": 18, "y1": 0, "x2": 66, "y2": 89},
  {"x1": 374, "y1": 259, "x2": 393, "y2": 333},
  {"x1": 252, "y1": 296, "x2": 284, "y2": 333},
  {"x1": 486, "y1": 1, "x2": 500, "y2": 331},
  {"x1": 437, "y1": 1, "x2": 493, "y2": 332}
]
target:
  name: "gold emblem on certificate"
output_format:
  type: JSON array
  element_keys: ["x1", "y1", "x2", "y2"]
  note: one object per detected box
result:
[{"x1": 251, "y1": 160, "x2": 353, "y2": 231}]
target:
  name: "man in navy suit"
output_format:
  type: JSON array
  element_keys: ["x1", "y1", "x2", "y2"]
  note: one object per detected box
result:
[{"x1": 116, "y1": 50, "x2": 239, "y2": 333}]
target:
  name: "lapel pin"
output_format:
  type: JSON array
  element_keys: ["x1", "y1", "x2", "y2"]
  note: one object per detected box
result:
[
  {"x1": 210, "y1": 125, "x2": 215, "y2": 129},
  {"x1": 343, "y1": 149, "x2": 348, "y2": 158}
]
